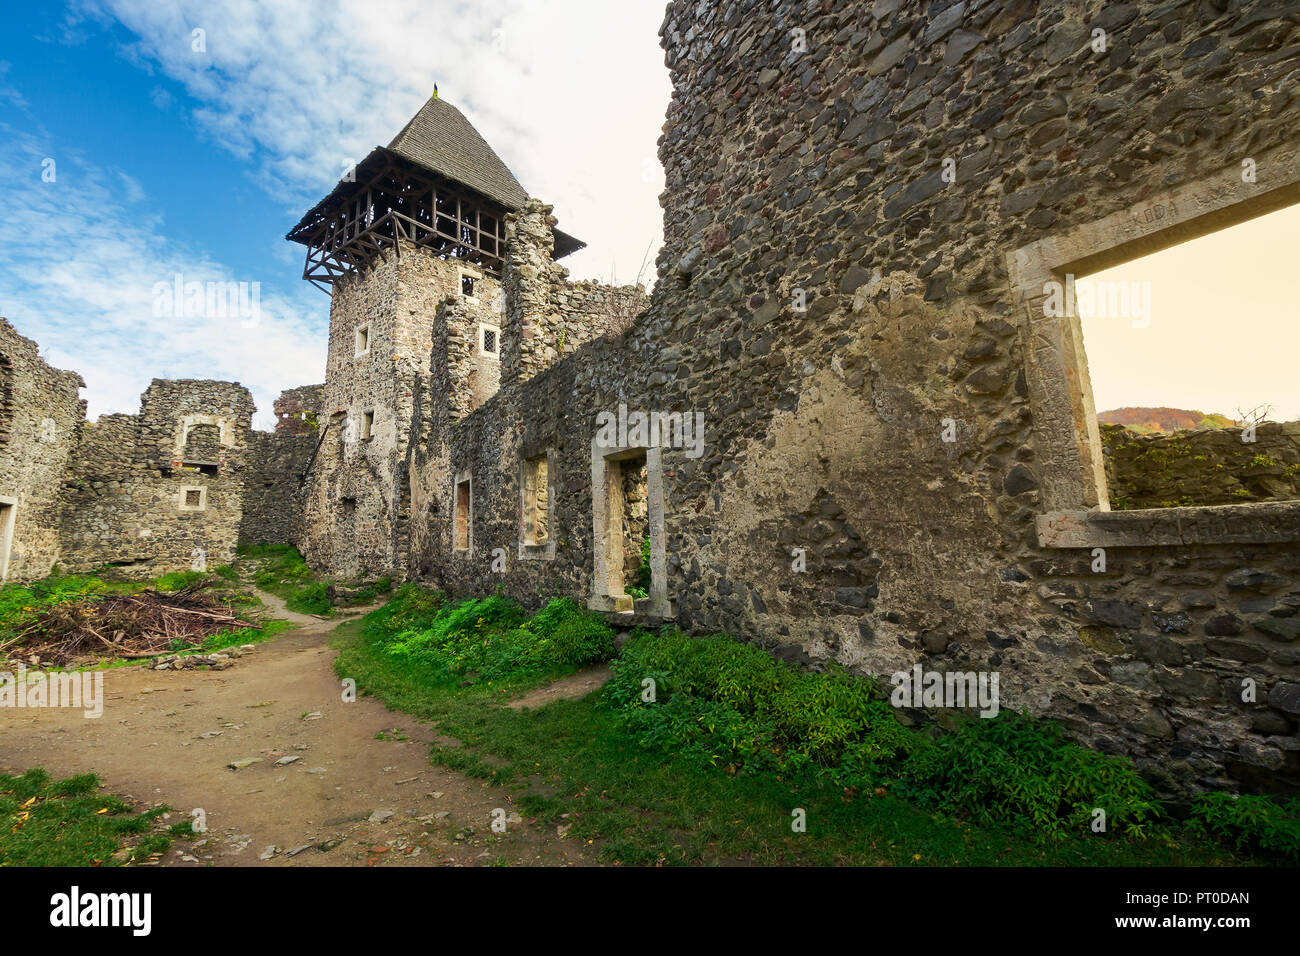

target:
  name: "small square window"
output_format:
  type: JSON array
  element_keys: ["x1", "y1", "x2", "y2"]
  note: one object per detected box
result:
[
  {"x1": 179, "y1": 486, "x2": 206, "y2": 511},
  {"x1": 480, "y1": 324, "x2": 499, "y2": 356},
  {"x1": 461, "y1": 275, "x2": 475, "y2": 297},
  {"x1": 354, "y1": 324, "x2": 370, "y2": 357}
]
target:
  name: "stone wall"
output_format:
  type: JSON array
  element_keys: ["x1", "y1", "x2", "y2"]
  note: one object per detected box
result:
[
  {"x1": 273, "y1": 384, "x2": 325, "y2": 436},
  {"x1": 502, "y1": 201, "x2": 648, "y2": 387},
  {"x1": 60, "y1": 379, "x2": 255, "y2": 575},
  {"x1": 549, "y1": 277, "x2": 648, "y2": 348},
  {"x1": 239, "y1": 386, "x2": 325, "y2": 548},
  {"x1": 406, "y1": 0, "x2": 1300, "y2": 797},
  {"x1": 1104, "y1": 421, "x2": 1300, "y2": 509},
  {"x1": 0, "y1": 318, "x2": 85, "y2": 582}
]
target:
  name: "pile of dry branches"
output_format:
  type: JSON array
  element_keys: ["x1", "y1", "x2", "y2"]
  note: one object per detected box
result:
[{"x1": 0, "y1": 579, "x2": 254, "y2": 667}]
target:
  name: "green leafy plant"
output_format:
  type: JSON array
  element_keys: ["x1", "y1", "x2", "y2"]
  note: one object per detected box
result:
[
  {"x1": 1186, "y1": 792, "x2": 1300, "y2": 860},
  {"x1": 606, "y1": 629, "x2": 913, "y2": 783},
  {"x1": 897, "y1": 712, "x2": 1165, "y2": 838},
  {"x1": 369, "y1": 588, "x2": 612, "y2": 684}
]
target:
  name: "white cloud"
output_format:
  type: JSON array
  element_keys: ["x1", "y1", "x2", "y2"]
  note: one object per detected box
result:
[
  {"x1": 149, "y1": 85, "x2": 174, "y2": 110},
  {"x1": 0, "y1": 125, "x2": 326, "y2": 430},
  {"x1": 0, "y1": 61, "x2": 28, "y2": 108},
  {"x1": 79, "y1": 0, "x2": 672, "y2": 284}
]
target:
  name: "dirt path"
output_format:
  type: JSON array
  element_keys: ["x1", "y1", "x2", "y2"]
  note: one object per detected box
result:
[{"x1": 0, "y1": 592, "x2": 597, "y2": 867}]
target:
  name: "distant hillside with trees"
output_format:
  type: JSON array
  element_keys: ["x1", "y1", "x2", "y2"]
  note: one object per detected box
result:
[{"x1": 1098, "y1": 407, "x2": 1237, "y2": 434}]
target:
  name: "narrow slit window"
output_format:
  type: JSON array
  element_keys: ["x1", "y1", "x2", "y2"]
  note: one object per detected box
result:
[
  {"x1": 522, "y1": 455, "x2": 549, "y2": 546},
  {"x1": 454, "y1": 477, "x2": 471, "y2": 551}
]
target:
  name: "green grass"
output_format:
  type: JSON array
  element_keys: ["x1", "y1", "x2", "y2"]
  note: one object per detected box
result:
[
  {"x1": 153, "y1": 570, "x2": 209, "y2": 592},
  {"x1": 238, "y1": 542, "x2": 390, "y2": 615},
  {"x1": 0, "y1": 574, "x2": 135, "y2": 639},
  {"x1": 240, "y1": 543, "x2": 333, "y2": 616},
  {"x1": 332, "y1": 589, "x2": 1284, "y2": 866},
  {"x1": 0, "y1": 769, "x2": 172, "y2": 866}
]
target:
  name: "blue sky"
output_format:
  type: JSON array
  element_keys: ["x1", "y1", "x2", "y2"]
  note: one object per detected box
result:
[{"x1": 0, "y1": 0, "x2": 670, "y2": 428}]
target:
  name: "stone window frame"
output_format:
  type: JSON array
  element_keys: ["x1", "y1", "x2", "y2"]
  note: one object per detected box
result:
[
  {"x1": 1007, "y1": 144, "x2": 1300, "y2": 550},
  {"x1": 354, "y1": 323, "x2": 371, "y2": 358},
  {"x1": 452, "y1": 470, "x2": 473, "y2": 554},
  {"x1": 517, "y1": 448, "x2": 556, "y2": 561},
  {"x1": 173, "y1": 415, "x2": 234, "y2": 463},
  {"x1": 588, "y1": 439, "x2": 673, "y2": 618},
  {"x1": 360, "y1": 408, "x2": 375, "y2": 441},
  {"x1": 0, "y1": 496, "x2": 17, "y2": 582},
  {"x1": 459, "y1": 266, "x2": 482, "y2": 303},
  {"x1": 479, "y1": 322, "x2": 500, "y2": 358},
  {"x1": 178, "y1": 486, "x2": 207, "y2": 512}
]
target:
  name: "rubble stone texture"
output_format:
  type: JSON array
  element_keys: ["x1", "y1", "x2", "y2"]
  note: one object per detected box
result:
[{"x1": 0, "y1": 0, "x2": 1296, "y2": 799}]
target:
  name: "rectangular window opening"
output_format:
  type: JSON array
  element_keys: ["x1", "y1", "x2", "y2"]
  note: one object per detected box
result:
[
  {"x1": 598, "y1": 451, "x2": 650, "y2": 613},
  {"x1": 354, "y1": 324, "x2": 370, "y2": 357},
  {"x1": 522, "y1": 454, "x2": 549, "y2": 547},
  {"x1": 454, "y1": 477, "x2": 471, "y2": 551},
  {"x1": 1073, "y1": 202, "x2": 1300, "y2": 512},
  {"x1": 0, "y1": 499, "x2": 17, "y2": 582}
]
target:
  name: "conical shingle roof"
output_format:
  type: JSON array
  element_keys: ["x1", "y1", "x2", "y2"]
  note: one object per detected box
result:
[
  {"x1": 386, "y1": 95, "x2": 530, "y2": 210},
  {"x1": 288, "y1": 94, "x2": 584, "y2": 260}
]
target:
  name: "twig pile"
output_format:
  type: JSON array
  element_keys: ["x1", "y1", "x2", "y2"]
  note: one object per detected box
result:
[{"x1": 0, "y1": 579, "x2": 254, "y2": 667}]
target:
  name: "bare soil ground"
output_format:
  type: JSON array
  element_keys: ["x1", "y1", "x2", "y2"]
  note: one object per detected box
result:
[
  {"x1": 0, "y1": 593, "x2": 601, "y2": 866},
  {"x1": 505, "y1": 665, "x2": 613, "y2": 710}
]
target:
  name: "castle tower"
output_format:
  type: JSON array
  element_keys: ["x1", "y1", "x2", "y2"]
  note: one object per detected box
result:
[{"x1": 286, "y1": 94, "x2": 584, "y2": 579}]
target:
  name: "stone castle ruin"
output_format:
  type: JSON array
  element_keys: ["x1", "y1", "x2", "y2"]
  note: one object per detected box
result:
[{"x1": 2, "y1": 0, "x2": 1298, "y2": 798}]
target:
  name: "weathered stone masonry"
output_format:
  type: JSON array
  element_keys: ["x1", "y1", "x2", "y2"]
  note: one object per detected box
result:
[
  {"x1": 0, "y1": 318, "x2": 321, "y2": 581},
  {"x1": 392, "y1": 0, "x2": 1300, "y2": 799},
  {"x1": 0, "y1": 319, "x2": 85, "y2": 582}
]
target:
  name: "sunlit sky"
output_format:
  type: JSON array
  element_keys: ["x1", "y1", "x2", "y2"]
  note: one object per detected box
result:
[{"x1": 1082, "y1": 202, "x2": 1300, "y2": 423}]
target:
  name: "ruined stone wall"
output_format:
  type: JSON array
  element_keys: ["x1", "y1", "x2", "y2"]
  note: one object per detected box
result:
[
  {"x1": 1104, "y1": 421, "x2": 1300, "y2": 509},
  {"x1": 60, "y1": 379, "x2": 254, "y2": 575},
  {"x1": 238, "y1": 386, "x2": 325, "y2": 548},
  {"x1": 550, "y1": 279, "x2": 649, "y2": 347},
  {"x1": 240, "y1": 430, "x2": 317, "y2": 547},
  {"x1": 502, "y1": 202, "x2": 649, "y2": 386},
  {"x1": 0, "y1": 319, "x2": 85, "y2": 582},
  {"x1": 0, "y1": 318, "x2": 312, "y2": 578},
  {"x1": 410, "y1": 0, "x2": 1300, "y2": 796},
  {"x1": 273, "y1": 384, "x2": 325, "y2": 436}
]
